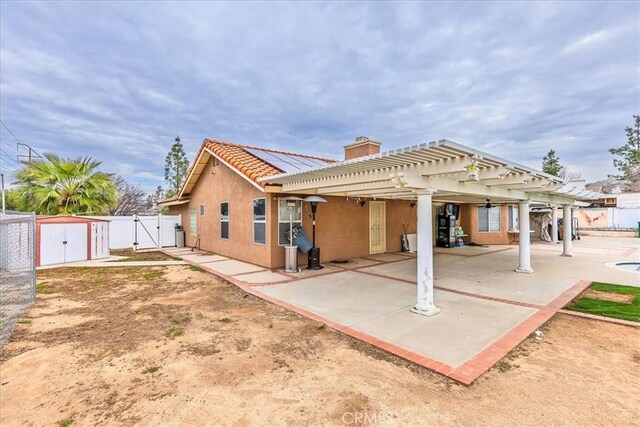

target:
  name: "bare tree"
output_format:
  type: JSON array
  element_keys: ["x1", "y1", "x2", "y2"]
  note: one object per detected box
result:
[
  {"x1": 145, "y1": 185, "x2": 167, "y2": 215},
  {"x1": 109, "y1": 176, "x2": 148, "y2": 215}
]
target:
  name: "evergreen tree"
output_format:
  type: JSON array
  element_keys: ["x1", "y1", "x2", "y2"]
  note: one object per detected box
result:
[
  {"x1": 542, "y1": 149, "x2": 564, "y2": 177},
  {"x1": 609, "y1": 115, "x2": 640, "y2": 192},
  {"x1": 164, "y1": 136, "x2": 189, "y2": 197}
]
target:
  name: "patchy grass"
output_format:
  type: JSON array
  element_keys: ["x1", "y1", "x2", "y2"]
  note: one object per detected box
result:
[
  {"x1": 172, "y1": 257, "x2": 182, "y2": 261},
  {"x1": 110, "y1": 249, "x2": 172, "y2": 262},
  {"x1": 143, "y1": 270, "x2": 165, "y2": 281},
  {"x1": 91, "y1": 278, "x2": 106, "y2": 286},
  {"x1": 165, "y1": 326, "x2": 184, "y2": 338},
  {"x1": 57, "y1": 417, "x2": 74, "y2": 427},
  {"x1": 218, "y1": 316, "x2": 232, "y2": 324},
  {"x1": 170, "y1": 315, "x2": 191, "y2": 325},
  {"x1": 36, "y1": 282, "x2": 55, "y2": 295},
  {"x1": 17, "y1": 319, "x2": 32, "y2": 325},
  {"x1": 142, "y1": 366, "x2": 160, "y2": 374},
  {"x1": 188, "y1": 265, "x2": 205, "y2": 273},
  {"x1": 565, "y1": 282, "x2": 640, "y2": 322}
]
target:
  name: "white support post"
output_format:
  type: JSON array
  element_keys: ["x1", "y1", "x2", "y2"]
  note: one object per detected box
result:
[
  {"x1": 516, "y1": 201, "x2": 534, "y2": 273},
  {"x1": 411, "y1": 193, "x2": 440, "y2": 316},
  {"x1": 157, "y1": 213, "x2": 162, "y2": 248},
  {"x1": 551, "y1": 206, "x2": 558, "y2": 244},
  {"x1": 562, "y1": 204, "x2": 573, "y2": 257}
]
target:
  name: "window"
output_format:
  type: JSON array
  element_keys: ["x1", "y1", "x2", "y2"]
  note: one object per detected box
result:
[
  {"x1": 200, "y1": 204, "x2": 205, "y2": 216},
  {"x1": 278, "y1": 198, "x2": 302, "y2": 245},
  {"x1": 478, "y1": 206, "x2": 501, "y2": 232},
  {"x1": 220, "y1": 202, "x2": 229, "y2": 239},
  {"x1": 253, "y1": 198, "x2": 267, "y2": 245},
  {"x1": 189, "y1": 208, "x2": 197, "y2": 236},
  {"x1": 508, "y1": 205, "x2": 519, "y2": 231}
]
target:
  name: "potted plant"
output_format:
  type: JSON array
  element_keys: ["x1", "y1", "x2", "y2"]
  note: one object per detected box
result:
[{"x1": 466, "y1": 161, "x2": 480, "y2": 182}]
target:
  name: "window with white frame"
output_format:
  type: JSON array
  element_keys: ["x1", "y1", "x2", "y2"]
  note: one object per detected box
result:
[
  {"x1": 189, "y1": 208, "x2": 197, "y2": 236},
  {"x1": 278, "y1": 198, "x2": 302, "y2": 245},
  {"x1": 478, "y1": 205, "x2": 501, "y2": 232},
  {"x1": 253, "y1": 198, "x2": 266, "y2": 245},
  {"x1": 508, "y1": 205, "x2": 519, "y2": 231},
  {"x1": 220, "y1": 202, "x2": 229, "y2": 239}
]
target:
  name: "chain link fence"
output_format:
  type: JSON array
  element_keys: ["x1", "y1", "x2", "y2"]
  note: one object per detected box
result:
[{"x1": 0, "y1": 210, "x2": 36, "y2": 348}]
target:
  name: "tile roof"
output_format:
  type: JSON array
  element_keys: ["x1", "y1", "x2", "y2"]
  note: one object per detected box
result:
[{"x1": 177, "y1": 138, "x2": 335, "y2": 197}]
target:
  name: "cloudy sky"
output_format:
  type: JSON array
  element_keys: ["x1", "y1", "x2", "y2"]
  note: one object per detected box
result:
[{"x1": 0, "y1": 1, "x2": 638, "y2": 192}]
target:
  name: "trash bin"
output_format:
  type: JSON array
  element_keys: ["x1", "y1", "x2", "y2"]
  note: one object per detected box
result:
[
  {"x1": 175, "y1": 224, "x2": 185, "y2": 248},
  {"x1": 284, "y1": 245, "x2": 299, "y2": 273},
  {"x1": 291, "y1": 224, "x2": 313, "y2": 253}
]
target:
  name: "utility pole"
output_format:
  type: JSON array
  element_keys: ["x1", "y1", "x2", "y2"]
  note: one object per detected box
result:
[{"x1": 17, "y1": 143, "x2": 42, "y2": 163}]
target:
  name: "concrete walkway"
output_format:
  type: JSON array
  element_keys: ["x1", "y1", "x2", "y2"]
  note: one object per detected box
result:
[
  {"x1": 36, "y1": 256, "x2": 186, "y2": 270},
  {"x1": 161, "y1": 237, "x2": 639, "y2": 385}
]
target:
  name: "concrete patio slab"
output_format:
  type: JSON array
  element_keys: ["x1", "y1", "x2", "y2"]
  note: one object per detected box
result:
[
  {"x1": 359, "y1": 258, "x2": 415, "y2": 282},
  {"x1": 433, "y1": 246, "x2": 514, "y2": 257},
  {"x1": 261, "y1": 271, "x2": 416, "y2": 326},
  {"x1": 205, "y1": 259, "x2": 266, "y2": 276},
  {"x1": 281, "y1": 264, "x2": 344, "y2": 278},
  {"x1": 327, "y1": 258, "x2": 381, "y2": 269},
  {"x1": 351, "y1": 289, "x2": 537, "y2": 368},
  {"x1": 365, "y1": 253, "x2": 411, "y2": 262},
  {"x1": 182, "y1": 254, "x2": 229, "y2": 263},
  {"x1": 234, "y1": 270, "x2": 290, "y2": 284},
  {"x1": 260, "y1": 270, "x2": 537, "y2": 368}
]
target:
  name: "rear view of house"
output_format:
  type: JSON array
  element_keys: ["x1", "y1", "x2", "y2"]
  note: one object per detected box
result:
[
  {"x1": 160, "y1": 138, "x2": 414, "y2": 269},
  {"x1": 161, "y1": 137, "x2": 598, "y2": 274}
]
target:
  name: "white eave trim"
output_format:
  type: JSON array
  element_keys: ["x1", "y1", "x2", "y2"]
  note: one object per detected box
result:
[
  {"x1": 158, "y1": 199, "x2": 190, "y2": 207},
  {"x1": 178, "y1": 146, "x2": 266, "y2": 197},
  {"x1": 204, "y1": 148, "x2": 265, "y2": 192}
]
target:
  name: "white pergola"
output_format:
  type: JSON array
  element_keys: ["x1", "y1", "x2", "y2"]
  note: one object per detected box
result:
[{"x1": 260, "y1": 139, "x2": 600, "y2": 317}]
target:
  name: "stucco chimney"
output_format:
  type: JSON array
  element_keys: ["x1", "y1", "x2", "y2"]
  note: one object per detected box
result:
[{"x1": 344, "y1": 136, "x2": 381, "y2": 160}]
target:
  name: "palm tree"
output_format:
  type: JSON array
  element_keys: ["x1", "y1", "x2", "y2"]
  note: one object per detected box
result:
[{"x1": 13, "y1": 154, "x2": 118, "y2": 215}]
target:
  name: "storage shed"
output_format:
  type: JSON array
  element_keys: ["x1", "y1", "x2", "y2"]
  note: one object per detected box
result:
[{"x1": 36, "y1": 216, "x2": 110, "y2": 266}]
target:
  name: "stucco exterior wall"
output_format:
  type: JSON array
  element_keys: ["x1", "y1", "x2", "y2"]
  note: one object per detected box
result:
[
  {"x1": 168, "y1": 158, "x2": 272, "y2": 267},
  {"x1": 460, "y1": 203, "x2": 511, "y2": 245},
  {"x1": 268, "y1": 196, "x2": 417, "y2": 268}
]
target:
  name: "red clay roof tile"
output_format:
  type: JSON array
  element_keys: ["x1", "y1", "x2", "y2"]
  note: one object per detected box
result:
[{"x1": 178, "y1": 138, "x2": 335, "y2": 196}]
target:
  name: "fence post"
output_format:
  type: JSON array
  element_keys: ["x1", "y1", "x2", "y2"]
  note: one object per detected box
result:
[
  {"x1": 157, "y1": 213, "x2": 162, "y2": 248},
  {"x1": 133, "y1": 214, "x2": 139, "y2": 251}
]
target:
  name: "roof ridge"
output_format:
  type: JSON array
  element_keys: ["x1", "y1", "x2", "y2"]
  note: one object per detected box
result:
[{"x1": 204, "y1": 138, "x2": 335, "y2": 163}]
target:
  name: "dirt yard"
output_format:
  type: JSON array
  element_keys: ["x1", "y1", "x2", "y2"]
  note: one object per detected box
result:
[{"x1": 1, "y1": 264, "x2": 639, "y2": 426}]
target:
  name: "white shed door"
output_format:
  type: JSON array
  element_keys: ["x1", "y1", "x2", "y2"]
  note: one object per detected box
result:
[
  {"x1": 91, "y1": 222, "x2": 109, "y2": 259},
  {"x1": 64, "y1": 223, "x2": 88, "y2": 263},
  {"x1": 40, "y1": 224, "x2": 67, "y2": 266}
]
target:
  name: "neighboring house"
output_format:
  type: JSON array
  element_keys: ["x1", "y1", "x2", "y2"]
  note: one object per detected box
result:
[
  {"x1": 161, "y1": 137, "x2": 598, "y2": 270},
  {"x1": 616, "y1": 192, "x2": 640, "y2": 209}
]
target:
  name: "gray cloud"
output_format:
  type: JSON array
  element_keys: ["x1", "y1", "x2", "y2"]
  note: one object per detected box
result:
[{"x1": 1, "y1": 1, "x2": 638, "y2": 192}]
